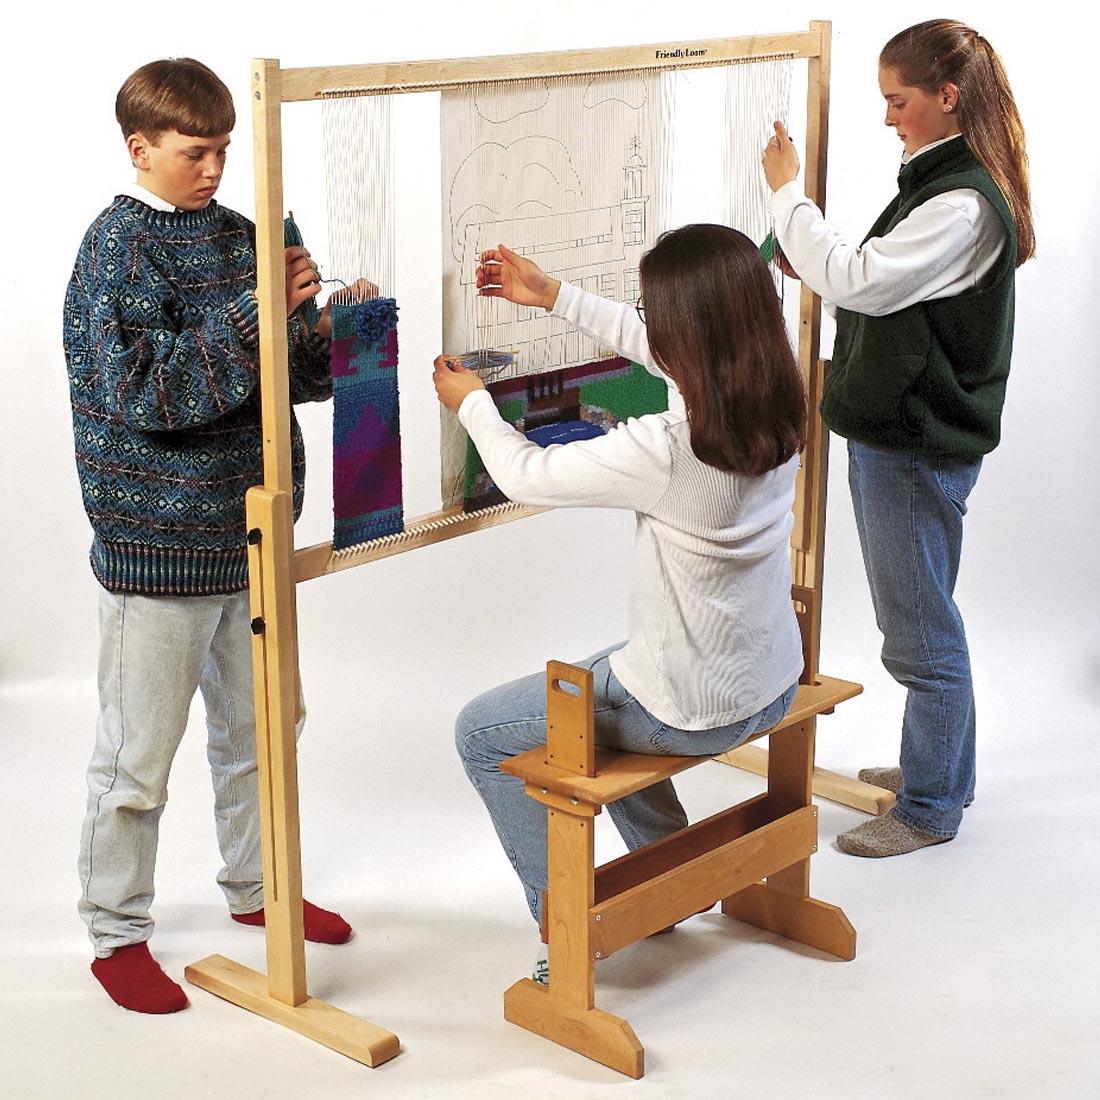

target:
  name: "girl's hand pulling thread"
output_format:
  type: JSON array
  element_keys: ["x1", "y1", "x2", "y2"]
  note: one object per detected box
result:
[
  {"x1": 762, "y1": 120, "x2": 800, "y2": 193},
  {"x1": 477, "y1": 244, "x2": 560, "y2": 310}
]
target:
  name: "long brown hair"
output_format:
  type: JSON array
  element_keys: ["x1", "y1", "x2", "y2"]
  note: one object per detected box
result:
[
  {"x1": 639, "y1": 224, "x2": 805, "y2": 477},
  {"x1": 880, "y1": 20, "x2": 1034, "y2": 264}
]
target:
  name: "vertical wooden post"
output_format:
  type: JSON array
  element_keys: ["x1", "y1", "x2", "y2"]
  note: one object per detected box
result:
[
  {"x1": 245, "y1": 486, "x2": 307, "y2": 1004},
  {"x1": 545, "y1": 661, "x2": 596, "y2": 776},
  {"x1": 184, "y1": 59, "x2": 399, "y2": 1066},
  {"x1": 252, "y1": 59, "x2": 294, "y2": 495},
  {"x1": 723, "y1": 21, "x2": 884, "y2": 816},
  {"x1": 762, "y1": 719, "x2": 816, "y2": 899},
  {"x1": 504, "y1": 665, "x2": 644, "y2": 1078},
  {"x1": 794, "y1": 19, "x2": 832, "y2": 680},
  {"x1": 249, "y1": 57, "x2": 308, "y2": 1007},
  {"x1": 722, "y1": 704, "x2": 854, "y2": 958},
  {"x1": 546, "y1": 809, "x2": 596, "y2": 1010}
]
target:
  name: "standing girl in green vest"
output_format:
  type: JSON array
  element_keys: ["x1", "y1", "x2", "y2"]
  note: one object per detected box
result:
[{"x1": 762, "y1": 20, "x2": 1033, "y2": 856}]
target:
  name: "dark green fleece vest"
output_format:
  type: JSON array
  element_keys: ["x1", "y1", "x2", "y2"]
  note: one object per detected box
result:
[{"x1": 823, "y1": 138, "x2": 1017, "y2": 459}]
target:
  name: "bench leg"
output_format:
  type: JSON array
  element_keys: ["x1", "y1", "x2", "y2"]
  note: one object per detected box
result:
[
  {"x1": 504, "y1": 805, "x2": 644, "y2": 1078},
  {"x1": 721, "y1": 886, "x2": 856, "y2": 960},
  {"x1": 721, "y1": 719, "x2": 856, "y2": 961}
]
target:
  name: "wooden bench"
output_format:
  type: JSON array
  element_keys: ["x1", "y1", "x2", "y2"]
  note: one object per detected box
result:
[{"x1": 500, "y1": 660, "x2": 862, "y2": 1078}]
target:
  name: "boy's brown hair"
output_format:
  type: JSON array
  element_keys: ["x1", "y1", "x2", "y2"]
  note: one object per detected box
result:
[{"x1": 115, "y1": 58, "x2": 235, "y2": 141}]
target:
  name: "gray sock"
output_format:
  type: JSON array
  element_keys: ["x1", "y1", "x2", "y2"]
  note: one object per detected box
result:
[
  {"x1": 857, "y1": 765, "x2": 901, "y2": 792},
  {"x1": 857, "y1": 765, "x2": 973, "y2": 807},
  {"x1": 835, "y1": 810, "x2": 952, "y2": 858}
]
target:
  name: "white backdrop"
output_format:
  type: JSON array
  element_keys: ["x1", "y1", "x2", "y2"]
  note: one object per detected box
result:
[
  {"x1": 1, "y1": 0, "x2": 1097, "y2": 694},
  {"x1": 2, "y1": 2, "x2": 1100, "y2": 695},
  {"x1": 1, "y1": 5, "x2": 1099, "y2": 1096}
]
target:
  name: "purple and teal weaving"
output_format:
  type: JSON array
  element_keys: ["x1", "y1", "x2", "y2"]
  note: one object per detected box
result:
[{"x1": 330, "y1": 297, "x2": 403, "y2": 548}]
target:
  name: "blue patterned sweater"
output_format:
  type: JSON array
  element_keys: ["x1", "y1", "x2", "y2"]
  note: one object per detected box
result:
[{"x1": 63, "y1": 196, "x2": 331, "y2": 595}]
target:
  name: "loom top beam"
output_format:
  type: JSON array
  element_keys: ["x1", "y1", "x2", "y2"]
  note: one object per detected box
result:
[{"x1": 268, "y1": 30, "x2": 822, "y2": 102}]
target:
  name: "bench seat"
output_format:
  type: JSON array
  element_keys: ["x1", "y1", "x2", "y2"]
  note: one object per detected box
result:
[{"x1": 501, "y1": 674, "x2": 862, "y2": 806}]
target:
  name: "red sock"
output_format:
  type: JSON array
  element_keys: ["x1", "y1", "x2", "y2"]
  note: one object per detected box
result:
[
  {"x1": 90, "y1": 942, "x2": 189, "y2": 1014},
  {"x1": 232, "y1": 899, "x2": 353, "y2": 944}
]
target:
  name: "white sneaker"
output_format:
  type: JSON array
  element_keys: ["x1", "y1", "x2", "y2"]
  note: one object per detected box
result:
[{"x1": 532, "y1": 943, "x2": 549, "y2": 985}]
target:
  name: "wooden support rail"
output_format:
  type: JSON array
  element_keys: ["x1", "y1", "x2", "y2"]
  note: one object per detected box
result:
[
  {"x1": 277, "y1": 32, "x2": 825, "y2": 102},
  {"x1": 594, "y1": 793, "x2": 773, "y2": 901},
  {"x1": 718, "y1": 745, "x2": 897, "y2": 815},
  {"x1": 590, "y1": 807, "x2": 818, "y2": 959},
  {"x1": 294, "y1": 502, "x2": 543, "y2": 583}
]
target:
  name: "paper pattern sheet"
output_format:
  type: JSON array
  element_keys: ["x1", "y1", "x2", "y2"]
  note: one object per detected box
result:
[{"x1": 439, "y1": 73, "x2": 664, "y2": 505}]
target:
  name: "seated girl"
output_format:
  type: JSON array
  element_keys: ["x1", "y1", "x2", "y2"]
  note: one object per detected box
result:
[{"x1": 432, "y1": 225, "x2": 805, "y2": 979}]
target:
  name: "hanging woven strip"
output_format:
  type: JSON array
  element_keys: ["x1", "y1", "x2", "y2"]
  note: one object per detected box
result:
[{"x1": 330, "y1": 297, "x2": 403, "y2": 548}]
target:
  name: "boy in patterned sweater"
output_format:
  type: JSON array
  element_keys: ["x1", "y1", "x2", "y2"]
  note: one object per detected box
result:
[{"x1": 64, "y1": 58, "x2": 352, "y2": 1014}]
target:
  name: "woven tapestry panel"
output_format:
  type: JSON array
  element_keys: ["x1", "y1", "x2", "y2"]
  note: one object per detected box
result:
[{"x1": 331, "y1": 298, "x2": 403, "y2": 548}]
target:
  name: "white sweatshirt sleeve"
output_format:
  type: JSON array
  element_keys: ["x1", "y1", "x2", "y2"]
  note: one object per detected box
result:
[
  {"x1": 771, "y1": 180, "x2": 1006, "y2": 317},
  {"x1": 457, "y1": 388, "x2": 673, "y2": 512},
  {"x1": 551, "y1": 281, "x2": 664, "y2": 379}
]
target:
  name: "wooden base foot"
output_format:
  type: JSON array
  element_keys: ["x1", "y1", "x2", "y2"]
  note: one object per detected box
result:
[
  {"x1": 504, "y1": 978, "x2": 644, "y2": 1078},
  {"x1": 185, "y1": 954, "x2": 400, "y2": 1067},
  {"x1": 717, "y1": 744, "x2": 896, "y2": 815},
  {"x1": 721, "y1": 885, "x2": 856, "y2": 960}
]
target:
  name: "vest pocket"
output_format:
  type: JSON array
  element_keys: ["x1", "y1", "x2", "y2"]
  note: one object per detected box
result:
[{"x1": 825, "y1": 352, "x2": 927, "y2": 438}]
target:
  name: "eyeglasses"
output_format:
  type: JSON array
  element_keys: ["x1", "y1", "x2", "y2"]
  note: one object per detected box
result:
[{"x1": 635, "y1": 299, "x2": 646, "y2": 323}]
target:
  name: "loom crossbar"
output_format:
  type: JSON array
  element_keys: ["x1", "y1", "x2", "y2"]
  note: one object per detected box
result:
[
  {"x1": 294, "y1": 501, "x2": 544, "y2": 582},
  {"x1": 277, "y1": 32, "x2": 823, "y2": 102}
]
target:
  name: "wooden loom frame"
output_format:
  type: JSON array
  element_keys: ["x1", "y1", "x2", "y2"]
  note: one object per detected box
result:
[{"x1": 183, "y1": 21, "x2": 891, "y2": 1067}]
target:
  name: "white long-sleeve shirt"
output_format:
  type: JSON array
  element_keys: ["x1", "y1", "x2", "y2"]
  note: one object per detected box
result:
[
  {"x1": 771, "y1": 136, "x2": 1006, "y2": 316},
  {"x1": 457, "y1": 282, "x2": 803, "y2": 730}
]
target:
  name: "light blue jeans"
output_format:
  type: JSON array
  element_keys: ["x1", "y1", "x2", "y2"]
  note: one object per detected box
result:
[
  {"x1": 455, "y1": 647, "x2": 797, "y2": 923},
  {"x1": 78, "y1": 587, "x2": 280, "y2": 956},
  {"x1": 847, "y1": 439, "x2": 983, "y2": 837}
]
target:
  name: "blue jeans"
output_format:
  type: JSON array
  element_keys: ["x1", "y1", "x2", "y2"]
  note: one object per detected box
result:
[
  {"x1": 78, "y1": 588, "x2": 290, "y2": 956},
  {"x1": 847, "y1": 440, "x2": 982, "y2": 837},
  {"x1": 455, "y1": 646, "x2": 797, "y2": 922}
]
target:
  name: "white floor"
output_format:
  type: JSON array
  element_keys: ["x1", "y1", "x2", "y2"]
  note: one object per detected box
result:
[{"x1": 3, "y1": 595, "x2": 1099, "y2": 1100}]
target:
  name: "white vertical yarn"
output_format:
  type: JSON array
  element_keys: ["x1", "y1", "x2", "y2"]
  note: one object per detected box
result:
[
  {"x1": 322, "y1": 94, "x2": 395, "y2": 296},
  {"x1": 725, "y1": 57, "x2": 793, "y2": 251}
]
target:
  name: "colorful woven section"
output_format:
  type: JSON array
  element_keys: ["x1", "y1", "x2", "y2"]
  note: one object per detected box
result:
[
  {"x1": 331, "y1": 298, "x2": 403, "y2": 548},
  {"x1": 464, "y1": 356, "x2": 668, "y2": 512}
]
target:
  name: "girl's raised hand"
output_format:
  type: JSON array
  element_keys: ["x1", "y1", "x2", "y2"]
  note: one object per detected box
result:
[
  {"x1": 433, "y1": 354, "x2": 486, "y2": 413},
  {"x1": 477, "y1": 244, "x2": 560, "y2": 310},
  {"x1": 762, "y1": 120, "x2": 800, "y2": 193}
]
